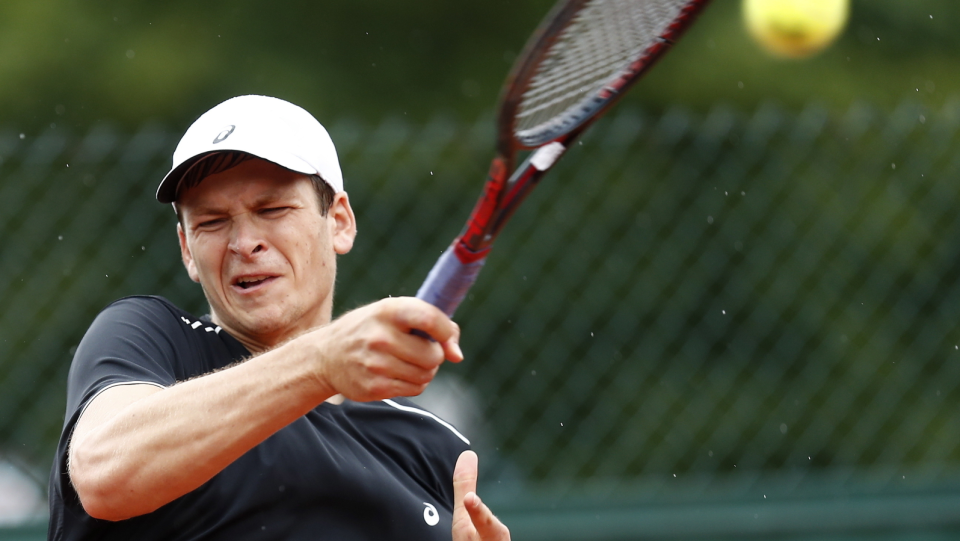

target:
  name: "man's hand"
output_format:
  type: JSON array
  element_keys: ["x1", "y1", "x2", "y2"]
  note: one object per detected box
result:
[
  {"x1": 312, "y1": 297, "x2": 463, "y2": 401},
  {"x1": 452, "y1": 451, "x2": 511, "y2": 541}
]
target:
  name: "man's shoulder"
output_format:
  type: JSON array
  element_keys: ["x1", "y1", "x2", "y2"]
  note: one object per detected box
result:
[
  {"x1": 95, "y1": 295, "x2": 207, "y2": 332},
  {"x1": 85, "y1": 295, "x2": 175, "y2": 334},
  {"x1": 101, "y1": 295, "x2": 188, "y2": 318},
  {"x1": 69, "y1": 296, "x2": 244, "y2": 403},
  {"x1": 93, "y1": 295, "x2": 235, "y2": 350}
]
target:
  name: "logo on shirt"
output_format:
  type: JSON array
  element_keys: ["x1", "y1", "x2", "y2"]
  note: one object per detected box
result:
[
  {"x1": 423, "y1": 502, "x2": 439, "y2": 526},
  {"x1": 180, "y1": 316, "x2": 221, "y2": 334}
]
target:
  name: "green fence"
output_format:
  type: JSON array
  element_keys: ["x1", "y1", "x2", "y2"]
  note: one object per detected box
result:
[{"x1": 3, "y1": 101, "x2": 960, "y2": 539}]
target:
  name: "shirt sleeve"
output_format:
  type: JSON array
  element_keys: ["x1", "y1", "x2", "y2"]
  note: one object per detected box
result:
[
  {"x1": 65, "y1": 297, "x2": 185, "y2": 413},
  {"x1": 50, "y1": 296, "x2": 186, "y2": 512}
]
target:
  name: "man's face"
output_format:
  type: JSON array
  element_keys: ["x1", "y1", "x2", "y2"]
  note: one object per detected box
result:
[{"x1": 176, "y1": 158, "x2": 356, "y2": 351}]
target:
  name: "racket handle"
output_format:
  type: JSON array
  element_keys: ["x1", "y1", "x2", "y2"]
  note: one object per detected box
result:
[{"x1": 416, "y1": 244, "x2": 486, "y2": 317}]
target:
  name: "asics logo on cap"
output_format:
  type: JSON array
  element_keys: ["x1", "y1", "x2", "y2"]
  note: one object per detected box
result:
[{"x1": 212, "y1": 125, "x2": 236, "y2": 144}]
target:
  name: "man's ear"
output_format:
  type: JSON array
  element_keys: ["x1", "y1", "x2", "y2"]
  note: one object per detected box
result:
[
  {"x1": 329, "y1": 192, "x2": 357, "y2": 255},
  {"x1": 177, "y1": 223, "x2": 201, "y2": 283}
]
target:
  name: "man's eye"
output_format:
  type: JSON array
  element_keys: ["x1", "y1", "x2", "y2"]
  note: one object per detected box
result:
[
  {"x1": 196, "y1": 218, "x2": 225, "y2": 229},
  {"x1": 261, "y1": 207, "x2": 290, "y2": 215}
]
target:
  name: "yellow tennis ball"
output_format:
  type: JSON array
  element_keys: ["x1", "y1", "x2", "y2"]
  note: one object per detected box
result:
[{"x1": 743, "y1": 0, "x2": 850, "y2": 59}]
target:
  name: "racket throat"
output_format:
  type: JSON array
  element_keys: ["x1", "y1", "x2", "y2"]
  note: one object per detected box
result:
[
  {"x1": 486, "y1": 142, "x2": 567, "y2": 239},
  {"x1": 459, "y1": 156, "x2": 509, "y2": 251}
]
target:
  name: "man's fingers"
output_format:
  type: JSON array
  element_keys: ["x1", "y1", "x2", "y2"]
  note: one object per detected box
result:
[
  {"x1": 453, "y1": 450, "x2": 479, "y2": 512},
  {"x1": 440, "y1": 322, "x2": 463, "y2": 363},
  {"x1": 321, "y1": 297, "x2": 467, "y2": 401},
  {"x1": 382, "y1": 297, "x2": 463, "y2": 364},
  {"x1": 452, "y1": 451, "x2": 512, "y2": 541},
  {"x1": 388, "y1": 297, "x2": 461, "y2": 342},
  {"x1": 465, "y1": 492, "x2": 511, "y2": 541},
  {"x1": 441, "y1": 338, "x2": 464, "y2": 363},
  {"x1": 369, "y1": 353, "x2": 439, "y2": 385}
]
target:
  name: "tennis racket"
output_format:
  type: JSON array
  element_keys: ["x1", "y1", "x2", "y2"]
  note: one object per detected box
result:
[{"x1": 416, "y1": 0, "x2": 711, "y2": 317}]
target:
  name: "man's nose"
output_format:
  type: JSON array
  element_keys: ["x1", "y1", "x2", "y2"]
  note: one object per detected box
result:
[{"x1": 228, "y1": 217, "x2": 266, "y2": 257}]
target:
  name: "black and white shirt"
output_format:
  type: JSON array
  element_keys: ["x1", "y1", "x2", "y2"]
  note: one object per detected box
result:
[{"x1": 49, "y1": 296, "x2": 470, "y2": 541}]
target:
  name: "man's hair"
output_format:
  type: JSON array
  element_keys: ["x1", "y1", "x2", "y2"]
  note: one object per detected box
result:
[
  {"x1": 308, "y1": 174, "x2": 336, "y2": 216},
  {"x1": 173, "y1": 152, "x2": 336, "y2": 226}
]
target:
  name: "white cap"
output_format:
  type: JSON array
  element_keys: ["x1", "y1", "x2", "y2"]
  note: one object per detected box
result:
[{"x1": 157, "y1": 95, "x2": 343, "y2": 203}]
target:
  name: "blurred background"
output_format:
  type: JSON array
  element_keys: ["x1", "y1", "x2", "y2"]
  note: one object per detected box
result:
[{"x1": 3, "y1": 0, "x2": 960, "y2": 539}]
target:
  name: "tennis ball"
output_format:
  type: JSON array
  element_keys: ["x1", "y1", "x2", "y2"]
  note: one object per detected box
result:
[{"x1": 743, "y1": 0, "x2": 849, "y2": 59}]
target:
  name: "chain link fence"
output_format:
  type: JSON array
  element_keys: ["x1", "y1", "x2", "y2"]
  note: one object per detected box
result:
[{"x1": 3, "y1": 100, "x2": 960, "y2": 538}]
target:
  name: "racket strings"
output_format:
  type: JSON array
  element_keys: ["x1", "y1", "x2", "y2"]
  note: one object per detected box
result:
[
  {"x1": 515, "y1": 0, "x2": 690, "y2": 141},
  {"x1": 522, "y1": 0, "x2": 676, "y2": 106},
  {"x1": 518, "y1": 0, "x2": 677, "y2": 123},
  {"x1": 518, "y1": 7, "x2": 631, "y2": 125}
]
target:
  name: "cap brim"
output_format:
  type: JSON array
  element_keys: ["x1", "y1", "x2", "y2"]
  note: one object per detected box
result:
[
  {"x1": 156, "y1": 152, "x2": 217, "y2": 204},
  {"x1": 156, "y1": 150, "x2": 321, "y2": 204}
]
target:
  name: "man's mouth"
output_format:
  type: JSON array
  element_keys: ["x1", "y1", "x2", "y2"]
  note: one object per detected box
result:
[{"x1": 234, "y1": 275, "x2": 273, "y2": 290}]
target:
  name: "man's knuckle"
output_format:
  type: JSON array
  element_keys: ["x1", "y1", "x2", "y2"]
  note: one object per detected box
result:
[
  {"x1": 364, "y1": 379, "x2": 390, "y2": 399},
  {"x1": 366, "y1": 330, "x2": 392, "y2": 351},
  {"x1": 413, "y1": 369, "x2": 434, "y2": 386},
  {"x1": 406, "y1": 311, "x2": 432, "y2": 333}
]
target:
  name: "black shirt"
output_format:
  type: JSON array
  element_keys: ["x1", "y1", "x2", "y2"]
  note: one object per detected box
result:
[{"x1": 48, "y1": 296, "x2": 470, "y2": 540}]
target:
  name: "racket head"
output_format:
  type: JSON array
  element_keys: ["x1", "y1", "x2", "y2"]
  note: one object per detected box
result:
[
  {"x1": 498, "y1": 0, "x2": 711, "y2": 150},
  {"x1": 420, "y1": 0, "x2": 712, "y2": 315}
]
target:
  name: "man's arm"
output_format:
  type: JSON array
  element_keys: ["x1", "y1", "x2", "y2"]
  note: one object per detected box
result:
[{"x1": 68, "y1": 297, "x2": 462, "y2": 521}]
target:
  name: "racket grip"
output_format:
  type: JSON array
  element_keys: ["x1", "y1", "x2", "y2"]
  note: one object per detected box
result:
[{"x1": 416, "y1": 245, "x2": 486, "y2": 317}]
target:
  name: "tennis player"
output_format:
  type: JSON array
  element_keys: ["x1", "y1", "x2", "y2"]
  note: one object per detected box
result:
[{"x1": 48, "y1": 95, "x2": 510, "y2": 541}]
